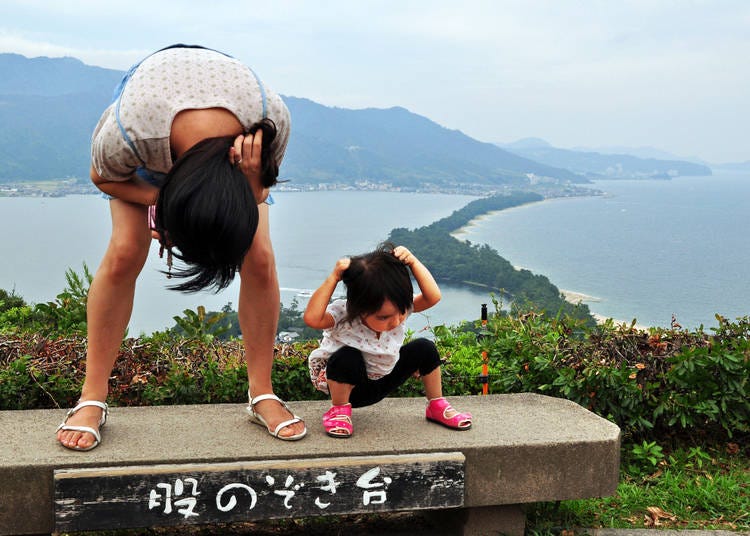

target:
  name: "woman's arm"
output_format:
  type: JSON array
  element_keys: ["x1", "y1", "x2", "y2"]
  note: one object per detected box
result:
[
  {"x1": 303, "y1": 258, "x2": 350, "y2": 330},
  {"x1": 90, "y1": 165, "x2": 159, "y2": 206},
  {"x1": 393, "y1": 246, "x2": 441, "y2": 313}
]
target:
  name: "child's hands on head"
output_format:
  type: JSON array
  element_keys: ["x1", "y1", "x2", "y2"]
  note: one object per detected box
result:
[
  {"x1": 392, "y1": 245, "x2": 416, "y2": 267},
  {"x1": 333, "y1": 257, "x2": 351, "y2": 281}
]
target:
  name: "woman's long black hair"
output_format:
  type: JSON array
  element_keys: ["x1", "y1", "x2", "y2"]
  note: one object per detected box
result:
[{"x1": 154, "y1": 119, "x2": 279, "y2": 292}]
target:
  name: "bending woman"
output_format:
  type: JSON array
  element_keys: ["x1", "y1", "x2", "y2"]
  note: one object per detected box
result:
[{"x1": 56, "y1": 45, "x2": 306, "y2": 450}]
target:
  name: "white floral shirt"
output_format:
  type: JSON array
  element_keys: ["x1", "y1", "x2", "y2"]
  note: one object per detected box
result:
[
  {"x1": 308, "y1": 299, "x2": 410, "y2": 394},
  {"x1": 91, "y1": 47, "x2": 290, "y2": 180}
]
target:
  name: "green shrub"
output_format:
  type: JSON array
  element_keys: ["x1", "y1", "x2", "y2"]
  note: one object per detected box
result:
[
  {"x1": 429, "y1": 303, "x2": 750, "y2": 440},
  {"x1": 170, "y1": 305, "x2": 231, "y2": 343},
  {"x1": 0, "y1": 289, "x2": 25, "y2": 314},
  {"x1": 1, "y1": 287, "x2": 748, "y2": 443},
  {"x1": 32, "y1": 264, "x2": 92, "y2": 336}
]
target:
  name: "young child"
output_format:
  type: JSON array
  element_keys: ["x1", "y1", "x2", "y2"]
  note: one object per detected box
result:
[{"x1": 303, "y1": 243, "x2": 472, "y2": 437}]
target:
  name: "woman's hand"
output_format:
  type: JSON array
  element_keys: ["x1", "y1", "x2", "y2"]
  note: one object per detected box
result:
[{"x1": 230, "y1": 129, "x2": 268, "y2": 204}]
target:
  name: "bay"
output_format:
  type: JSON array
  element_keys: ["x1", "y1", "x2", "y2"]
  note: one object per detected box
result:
[
  {"x1": 454, "y1": 173, "x2": 750, "y2": 329},
  {"x1": 4, "y1": 175, "x2": 747, "y2": 335},
  {"x1": 0, "y1": 191, "x2": 487, "y2": 335}
]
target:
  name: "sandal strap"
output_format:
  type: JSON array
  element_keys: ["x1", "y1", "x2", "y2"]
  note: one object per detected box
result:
[
  {"x1": 270, "y1": 417, "x2": 303, "y2": 438},
  {"x1": 56, "y1": 424, "x2": 102, "y2": 443},
  {"x1": 441, "y1": 404, "x2": 457, "y2": 419},
  {"x1": 65, "y1": 400, "x2": 109, "y2": 426},
  {"x1": 250, "y1": 393, "x2": 287, "y2": 409},
  {"x1": 247, "y1": 393, "x2": 306, "y2": 440},
  {"x1": 325, "y1": 414, "x2": 352, "y2": 424}
]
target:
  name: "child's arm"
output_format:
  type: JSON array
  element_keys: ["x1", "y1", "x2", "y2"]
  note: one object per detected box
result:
[
  {"x1": 303, "y1": 257, "x2": 350, "y2": 330},
  {"x1": 393, "y1": 246, "x2": 441, "y2": 313}
]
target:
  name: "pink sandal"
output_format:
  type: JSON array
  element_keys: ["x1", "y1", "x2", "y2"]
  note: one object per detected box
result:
[
  {"x1": 323, "y1": 404, "x2": 353, "y2": 438},
  {"x1": 426, "y1": 397, "x2": 472, "y2": 430}
]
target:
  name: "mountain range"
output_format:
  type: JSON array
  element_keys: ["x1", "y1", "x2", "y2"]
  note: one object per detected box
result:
[
  {"x1": 0, "y1": 52, "x2": 712, "y2": 186},
  {"x1": 499, "y1": 138, "x2": 711, "y2": 179}
]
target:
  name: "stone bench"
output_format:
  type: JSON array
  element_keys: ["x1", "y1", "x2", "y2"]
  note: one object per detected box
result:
[{"x1": 0, "y1": 394, "x2": 620, "y2": 535}]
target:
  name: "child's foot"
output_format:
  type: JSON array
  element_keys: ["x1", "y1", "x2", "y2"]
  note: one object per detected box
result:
[
  {"x1": 323, "y1": 403, "x2": 353, "y2": 437},
  {"x1": 425, "y1": 397, "x2": 472, "y2": 430}
]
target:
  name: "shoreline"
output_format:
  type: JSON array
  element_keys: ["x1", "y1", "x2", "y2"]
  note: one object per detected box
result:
[
  {"x1": 449, "y1": 191, "x2": 603, "y2": 239},
  {"x1": 561, "y1": 288, "x2": 649, "y2": 329},
  {"x1": 560, "y1": 289, "x2": 601, "y2": 304},
  {"x1": 450, "y1": 201, "x2": 547, "y2": 238}
]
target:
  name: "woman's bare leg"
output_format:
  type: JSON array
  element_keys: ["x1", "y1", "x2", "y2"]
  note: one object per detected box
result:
[
  {"x1": 239, "y1": 203, "x2": 305, "y2": 438},
  {"x1": 57, "y1": 199, "x2": 151, "y2": 449}
]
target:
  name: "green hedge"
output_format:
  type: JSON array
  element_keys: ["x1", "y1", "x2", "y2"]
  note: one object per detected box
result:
[
  {"x1": 435, "y1": 304, "x2": 750, "y2": 440},
  {"x1": 1, "y1": 307, "x2": 748, "y2": 441}
]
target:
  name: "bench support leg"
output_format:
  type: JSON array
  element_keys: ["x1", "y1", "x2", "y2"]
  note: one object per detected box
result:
[{"x1": 425, "y1": 504, "x2": 525, "y2": 536}]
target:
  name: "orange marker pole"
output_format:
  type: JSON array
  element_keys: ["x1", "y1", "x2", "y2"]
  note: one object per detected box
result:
[{"x1": 479, "y1": 303, "x2": 489, "y2": 395}]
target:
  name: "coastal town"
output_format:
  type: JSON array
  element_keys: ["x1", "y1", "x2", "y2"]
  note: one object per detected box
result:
[{"x1": 0, "y1": 174, "x2": 600, "y2": 199}]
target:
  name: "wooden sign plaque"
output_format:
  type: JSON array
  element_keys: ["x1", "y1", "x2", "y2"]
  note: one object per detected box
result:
[{"x1": 55, "y1": 452, "x2": 465, "y2": 531}]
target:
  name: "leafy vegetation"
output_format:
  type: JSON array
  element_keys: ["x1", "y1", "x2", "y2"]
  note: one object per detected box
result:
[
  {"x1": 2, "y1": 275, "x2": 747, "y2": 442},
  {"x1": 389, "y1": 193, "x2": 595, "y2": 325},
  {"x1": 193, "y1": 299, "x2": 322, "y2": 342}
]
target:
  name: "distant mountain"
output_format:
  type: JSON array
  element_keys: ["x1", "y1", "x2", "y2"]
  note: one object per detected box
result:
[
  {"x1": 0, "y1": 90, "x2": 112, "y2": 181},
  {"x1": 500, "y1": 138, "x2": 712, "y2": 179},
  {"x1": 498, "y1": 137, "x2": 553, "y2": 150},
  {"x1": 0, "y1": 53, "x2": 123, "y2": 97},
  {"x1": 0, "y1": 54, "x2": 123, "y2": 181},
  {"x1": 0, "y1": 53, "x2": 581, "y2": 187},
  {"x1": 282, "y1": 99, "x2": 582, "y2": 187},
  {"x1": 712, "y1": 161, "x2": 750, "y2": 173},
  {"x1": 571, "y1": 144, "x2": 707, "y2": 164}
]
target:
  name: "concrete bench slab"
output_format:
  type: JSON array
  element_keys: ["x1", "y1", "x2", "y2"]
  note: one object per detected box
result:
[{"x1": 0, "y1": 393, "x2": 621, "y2": 535}]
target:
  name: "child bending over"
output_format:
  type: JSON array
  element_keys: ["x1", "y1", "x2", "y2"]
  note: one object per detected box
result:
[{"x1": 303, "y1": 243, "x2": 472, "y2": 437}]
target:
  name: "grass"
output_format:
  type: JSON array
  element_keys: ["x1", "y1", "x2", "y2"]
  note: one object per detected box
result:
[{"x1": 526, "y1": 441, "x2": 750, "y2": 533}]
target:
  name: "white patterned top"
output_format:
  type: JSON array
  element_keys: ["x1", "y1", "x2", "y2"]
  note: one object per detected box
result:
[
  {"x1": 308, "y1": 299, "x2": 410, "y2": 394},
  {"x1": 91, "y1": 47, "x2": 290, "y2": 180}
]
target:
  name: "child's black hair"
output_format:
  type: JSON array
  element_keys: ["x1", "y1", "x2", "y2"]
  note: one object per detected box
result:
[
  {"x1": 153, "y1": 119, "x2": 280, "y2": 293},
  {"x1": 342, "y1": 242, "x2": 413, "y2": 321}
]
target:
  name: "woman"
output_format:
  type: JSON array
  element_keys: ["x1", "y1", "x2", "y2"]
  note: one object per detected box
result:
[{"x1": 56, "y1": 45, "x2": 306, "y2": 451}]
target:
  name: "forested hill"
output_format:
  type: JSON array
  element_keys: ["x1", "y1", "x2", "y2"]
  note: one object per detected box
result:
[
  {"x1": 0, "y1": 52, "x2": 579, "y2": 188},
  {"x1": 388, "y1": 192, "x2": 595, "y2": 324}
]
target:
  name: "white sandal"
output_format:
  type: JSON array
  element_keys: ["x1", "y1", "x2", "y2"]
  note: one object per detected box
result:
[
  {"x1": 246, "y1": 392, "x2": 307, "y2": 441},
  {"x1": 56, "y1": 400, "x2": 109, "y2": 451}
]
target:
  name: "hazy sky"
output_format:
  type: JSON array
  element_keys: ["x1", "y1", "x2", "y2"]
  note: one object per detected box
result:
[{"x1": 1, "y1": 0, "x2": 748, "y2": 163}]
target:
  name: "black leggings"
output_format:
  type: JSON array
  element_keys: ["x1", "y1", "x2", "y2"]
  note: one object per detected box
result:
[{"x1": 325, "y1": 338, "x2": 441, "y2": 408}]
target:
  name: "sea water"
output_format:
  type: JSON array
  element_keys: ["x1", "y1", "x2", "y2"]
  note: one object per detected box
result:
[
  {"x1": 0, "y1": 191, "x2": 485, "y2": 335},
  {"x1": 2, "y1": 175, "x2": 747, "y2": 333},
  {"x1": 453, "y1": 173, "x2": 750, "y2": 329}
]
